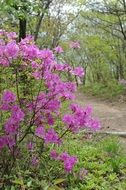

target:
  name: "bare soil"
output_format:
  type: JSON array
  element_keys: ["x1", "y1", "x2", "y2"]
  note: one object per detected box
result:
[{"x1": 75, "y1": 92, "x2": 126, "y2": 147}]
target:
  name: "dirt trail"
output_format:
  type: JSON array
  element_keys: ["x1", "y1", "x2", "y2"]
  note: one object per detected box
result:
[{"x1": 76, "y1": 92, "x2": 126, "y2": 133}]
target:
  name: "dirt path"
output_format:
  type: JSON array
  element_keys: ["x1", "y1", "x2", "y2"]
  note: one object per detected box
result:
[{"x1": 75, "y1": 92, "x2": 126, "y2": 142}]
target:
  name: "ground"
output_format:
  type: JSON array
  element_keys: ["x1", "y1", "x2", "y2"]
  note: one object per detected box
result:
[{"x1": 76, "y1": 92, "x2": 126, "y2": 147}]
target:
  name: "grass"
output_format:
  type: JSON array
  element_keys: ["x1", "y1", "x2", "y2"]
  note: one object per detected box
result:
[
  {"x1": 57, "y1": 134, "x2": 126, "y2": 190},
  {"x1": 1, "y1": 133, "x2": 126, "y2": 189},
  {"x1": 82, "y1": 81, "x2": 126, "y2": 101}
]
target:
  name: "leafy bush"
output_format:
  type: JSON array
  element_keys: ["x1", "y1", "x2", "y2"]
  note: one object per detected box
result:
[
  {"x1": 1, "y1": 134, "x2": 126, "y2": 189},
  {"x1": 0, "y1": 31, "x2": 100, "y2": 188},
  {"x1": 62, "y1": 136, "x2": 126, "y2": 190}
]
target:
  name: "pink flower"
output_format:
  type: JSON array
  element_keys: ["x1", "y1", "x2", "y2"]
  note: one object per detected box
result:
[
  {"x1": 2, "y1": 90, "x2": 16, "y2": 103},
  {"x1": 0, "y1": 58, "x2": 9, "y2": 67},
  {"x1": 88, "y1": 118, "x2": 101, "y2": 130},
  {"x1": 59, "y1": 152, "x2": 78, "y2": 173},
  {"x1": 63, "y1": 104, "x2": 100, "y2": 133},
  {"x1": 31, "y1": 156, "x2": 39, "y2": 166},
  {"x1": 4, "y1": 118, "x2": 19, "y2": 134},
  {"x1": 46, "y1": 99, "x2": 60, "y2": 112},
  {"x1": 53, "y1": 64, "x2": 64, "y2": 71},
  {"x1": 6, "y1": 135, "x2": 15, "y2": 148},
  {"x1": 25, "y1": 45, "x2": 39, "y2": 59},
  {"x1": 39, "y1": 49, "x2": 54, "y2": 61},
  {"x1": 50, "y1": 150, "x2": 59, "y2": 159},
  {"x1": 0, "y1": 39, "x2": 5, "y2": 46},
  {"x1": 63, "y1": 114, "x2": 75, "y2": 126},
  {"x1": 44, "y1": 128, "x2": 60, "y2": 144},
  {"x1": 0, "y1": 45, "x2": 4, "y2": 56},
  {"x1": 70, "y1": 103, "x2": 80, "y2": 113},
  {"x1": 54, "y1": 46, "x2": 64, "y2": 54},
  {"x1": 64, "y1": 156, "x2": 78, "y2": 172},
  {"x1": 4, "y1": 105, "x2": 25, "y2": 135},
  {"x1": 46, "y1": 113, "x2": 54, "y2": 125},
  {"x1": 50, "y1": 151, "x2": 78, "y2": 172},
  {"x1": 31, "y1": 61, "x2": 39, "y2": 69},
  {"x1": 71, "y1": 67, "x2": 85, "y2": 77},
  {"x1": 27, "y1": 142, "x2": 34, "y2": 151},
  {"x1": 79, "y1": 168, "x2": 88, "y2": 180},
  {"x1": 0, "y1": 135, "x2": 15, "y2": 149},
  {"x1": 5, "y1": 41, "x2": 19, "y2": 58},
  {"x1": 32, "y1": 71, "x2": 42, "y2": 80},
  {"x1": 35, "y1": 126, "x2": 45, "y2": 139},
  {"x1": 0, "y1": 136, "x2": 7, "y2": 150},
  {"x1": 7, "y1": 32, "x2": 17, "y2": 40},
  {"x1": 0, "y1": 30, "x2": 6, "y2": 36},
  {"x1": 61, "y1": 92, "x2": 75, "y2": 100},
  {"x1": 63, "y1": 63, "x2": 72, "y2": 72},
  {"x1": 70, "y1": 41, "x2": 80, "y2": 49},
  {"x1": 11, "y1": 105, "x2": 25, "y2": 121},
  {"x1": 59, "y1": 152, "x2": 69, "y2": 161}
]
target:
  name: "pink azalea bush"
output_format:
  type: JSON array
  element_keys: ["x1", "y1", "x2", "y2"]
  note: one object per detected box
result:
[
  {"x1": 0, "y1": 31, "x2": 100, "y2": 176},
  {"x1": 54, "y1": 46, "x2": 64, "y2": 54}
]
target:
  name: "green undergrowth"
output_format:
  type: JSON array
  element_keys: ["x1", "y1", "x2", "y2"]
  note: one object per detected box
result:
[
  {"x1": 82, "y1": 81, "x2": 126, "y2": 101},
  {"x1": 57, "y1": 134, "x2": 126, "y2": 190},
  {"x1": 2, "y1": 135, "x2": 126, "y2": 190}
]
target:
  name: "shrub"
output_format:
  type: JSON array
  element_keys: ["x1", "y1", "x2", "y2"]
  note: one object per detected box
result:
[{"x1": 0, "y1": 31, "x2": 100, "y2": 188}]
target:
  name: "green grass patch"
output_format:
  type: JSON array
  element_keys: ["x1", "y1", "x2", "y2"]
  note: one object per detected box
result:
[
  {"x1": 83, "y1": 81, "x2": 126, "y2": 101},
  {"x1": 3, "y1": 134, "x2": 126, "y2": 190},
  {"x1": 57, "y1": 134, "x2": 126, "y2": 190}
]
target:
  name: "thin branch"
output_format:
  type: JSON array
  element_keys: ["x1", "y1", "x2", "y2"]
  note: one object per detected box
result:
[{"x1": 34, "y1": 0, "x2": 53, "y2": 41}]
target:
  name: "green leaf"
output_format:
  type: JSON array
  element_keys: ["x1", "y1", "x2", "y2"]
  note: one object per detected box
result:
[
  {"x1": 53, "y1": 178, "x2": 66, "y2": 185},
  {"x1": 27, "y1": 180, "x2": 32, "y2": 187},
  {"x1": 48, "y1": 186, "x2": 64, "y2": 190},
  {"x1": 12, "y1": 179, "x2": 24, "y2": 185},
  {"x1": 10, "y1": 186, "x2": 15, "y2": 190},
  {"x1": 5, "y1": 0, "x2": 14, "y2": 5}
]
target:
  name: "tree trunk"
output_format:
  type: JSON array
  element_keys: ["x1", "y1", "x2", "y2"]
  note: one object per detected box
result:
[{"x1": 19, "y1": 18, "x2": 26, "y2": 42}]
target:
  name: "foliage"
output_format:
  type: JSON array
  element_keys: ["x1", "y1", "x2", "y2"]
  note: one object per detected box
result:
[
  {"x1": 0, "y1": 0, "x2": 82, "y2": 44},
  {"x1": 1, "y1": 134, "x2": 126, "y2": 189},
  {"x1": 62, "y1": 0, "x2": 126, "y2": 99},
  {"x1": 83, "y1": 81, "x2": 126, "y2": 100},
  {"x1": 66, "y1": 135, "x2": 126, "y2": 190},
  {"x1": 0, "y1": 30, "x2": 101, "y2": 188},
  {"x1": 0, "y1": 0, "x2": 126, "y2": 187}
]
